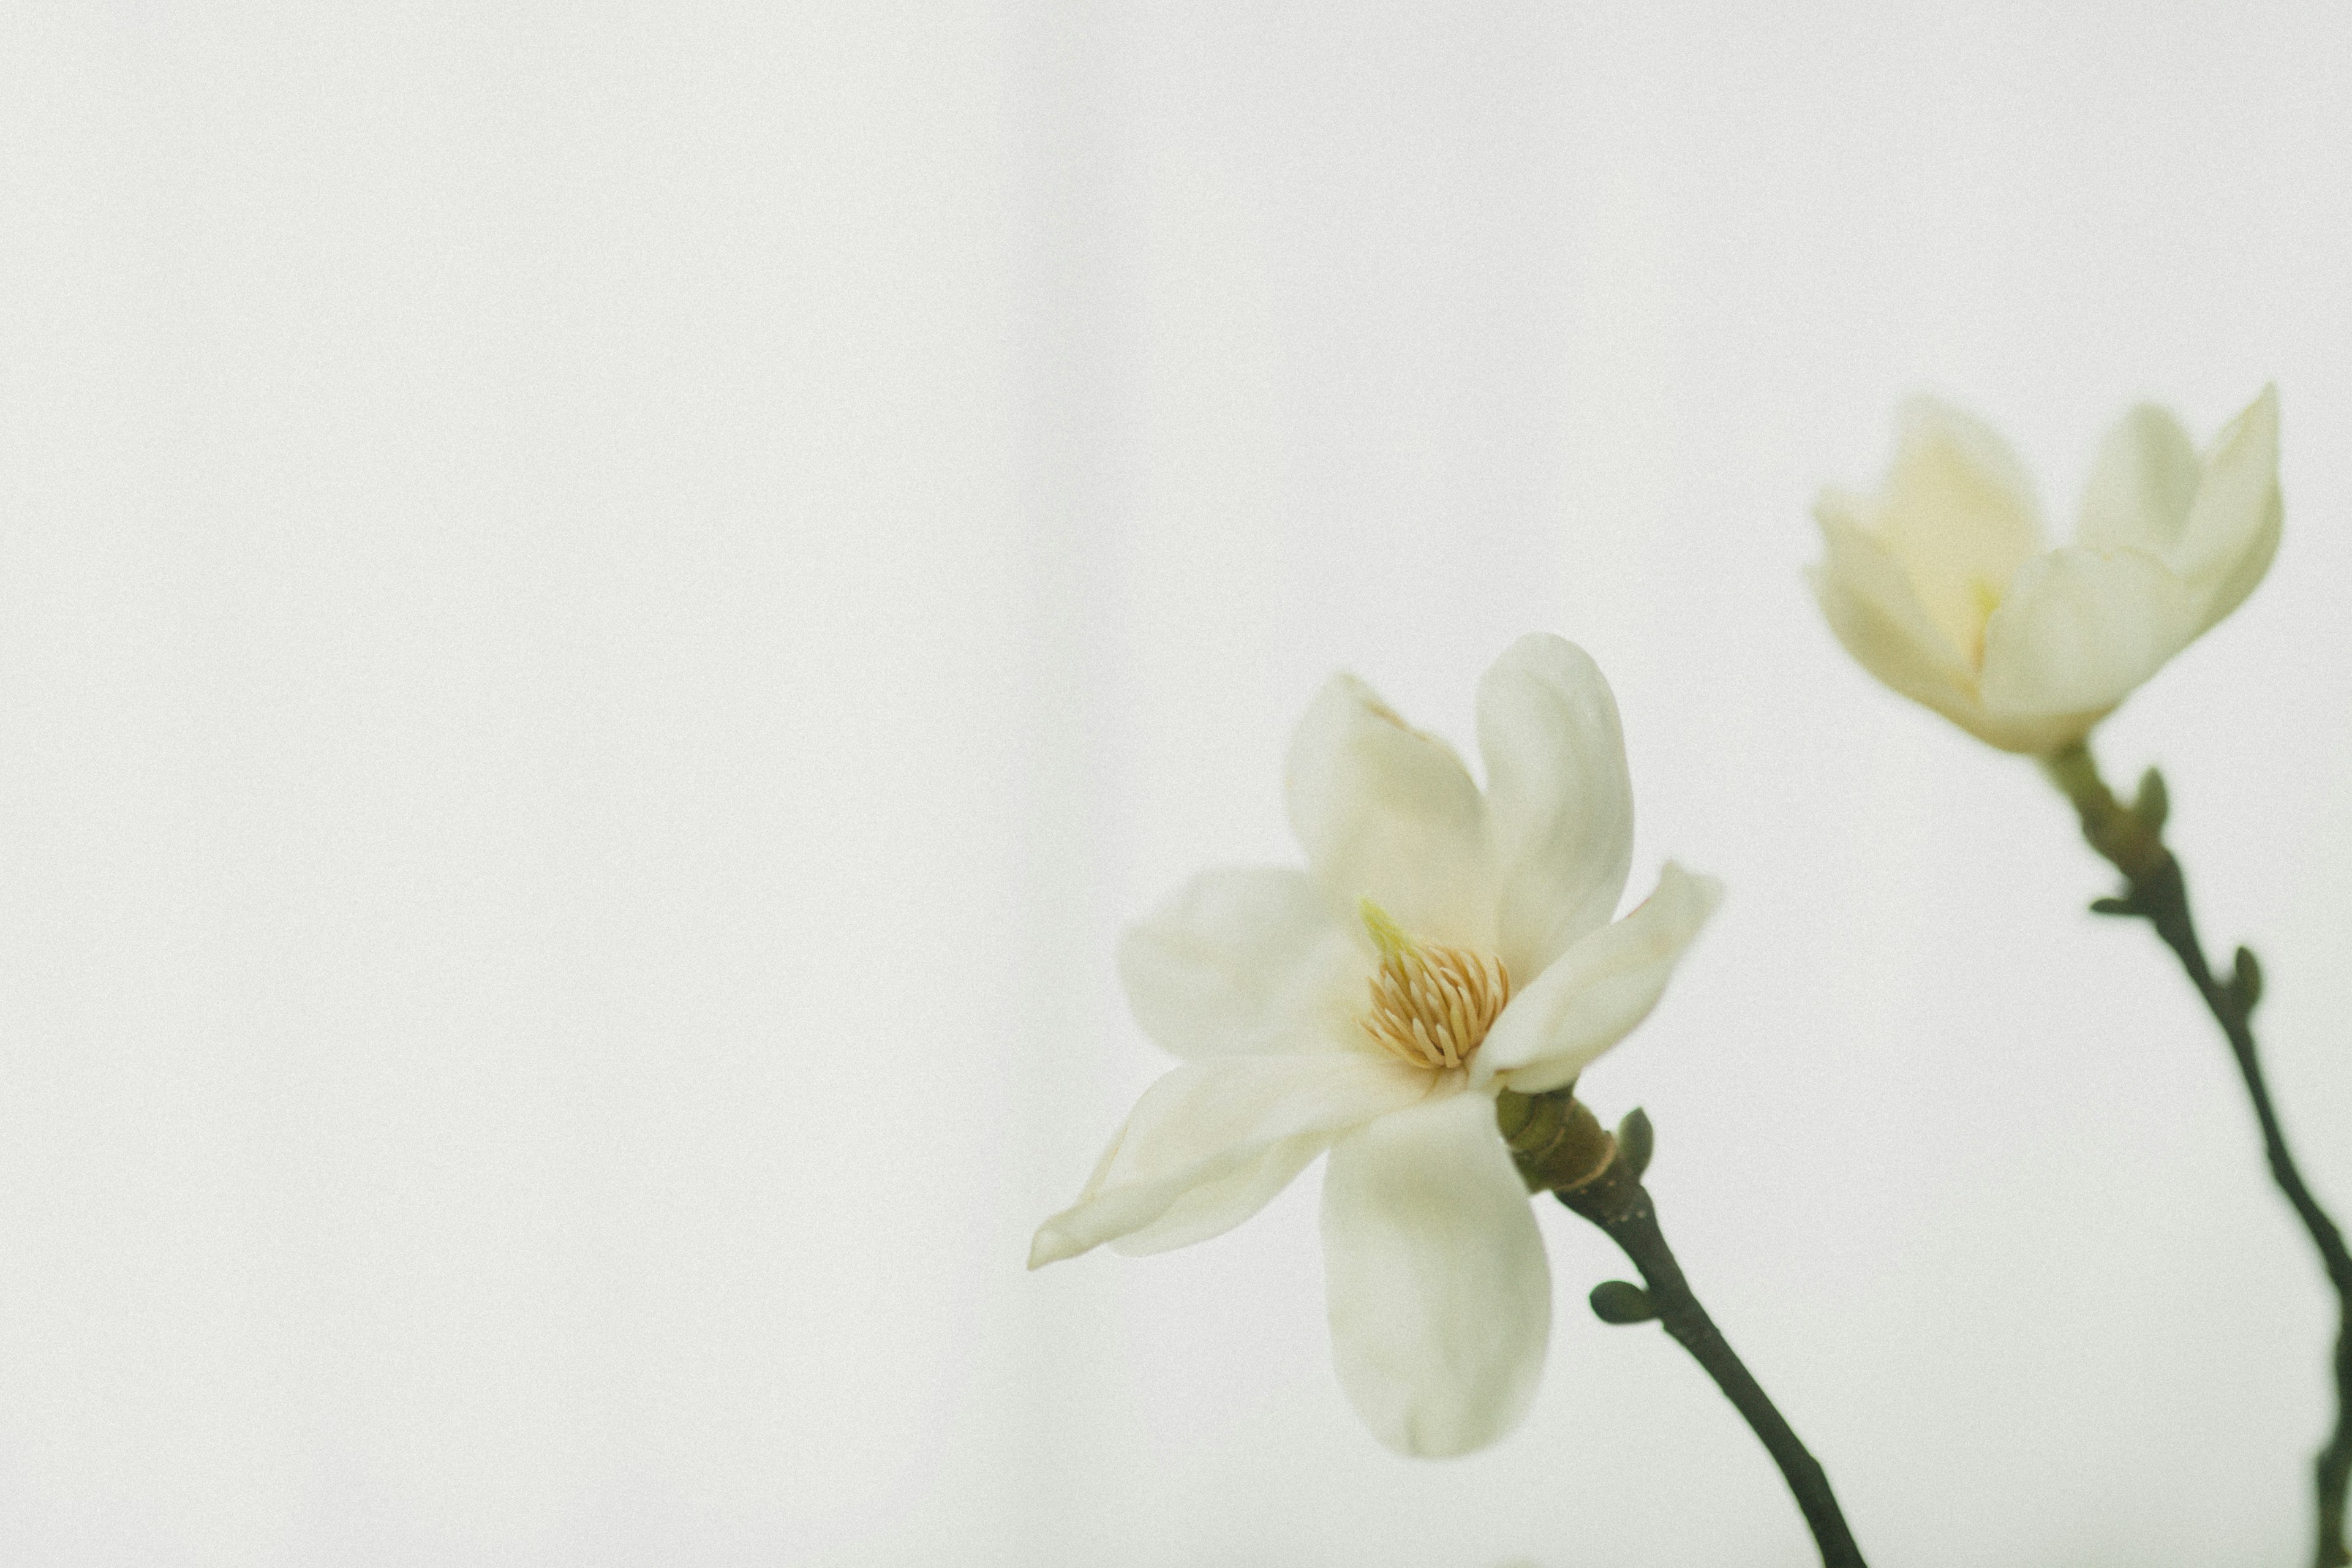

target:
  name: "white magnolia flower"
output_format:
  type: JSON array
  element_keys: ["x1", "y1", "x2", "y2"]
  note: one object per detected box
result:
[
  {"x1": 1028, "y1": 634, "x2": 1720, "y2": 1458},
  {"x1": 1809, "y1": 386, "x2": 2280, "y2": 753}
]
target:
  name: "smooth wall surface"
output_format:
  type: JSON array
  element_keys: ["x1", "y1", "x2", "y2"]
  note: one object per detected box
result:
[{"x1": 3, "y1": 4, "x2": 2350, "y2": 1564}]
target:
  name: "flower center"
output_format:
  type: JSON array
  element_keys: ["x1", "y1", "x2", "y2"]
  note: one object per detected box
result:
[{"x1": 1355, "y1": 900, "x2": 1511, "y2": 1071}]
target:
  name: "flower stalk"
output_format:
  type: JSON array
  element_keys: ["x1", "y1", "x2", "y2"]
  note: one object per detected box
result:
[
  {"x1": 2045, "y1": 740, "x2": 2352, "y2": 1568},
  {"x1": 1504, "y1": 1091, "x2": 1869, "y2": 1568}
]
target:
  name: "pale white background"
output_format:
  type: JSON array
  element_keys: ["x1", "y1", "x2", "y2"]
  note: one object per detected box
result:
[{"x1": 2, "y1": 4, "x2": 2350, "y2": 1565}]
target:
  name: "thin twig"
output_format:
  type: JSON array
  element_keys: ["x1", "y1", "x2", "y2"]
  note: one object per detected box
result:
[
  {"x1": 2048, "y1": 741, "x2": 2352, "y2": 1568},
  {"x1": 1555, "y1": 1148, "x2": 1869, "y2": 1568}
]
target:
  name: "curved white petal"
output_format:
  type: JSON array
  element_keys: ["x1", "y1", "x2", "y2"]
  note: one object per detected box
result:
[
  {"x1": 1110, "y1": 1132, "x2": 1329, "y2": 1257},
  {"x1": 2178, "y1": 385, "x2": 2282, "y2": 632},
  {"x1": 1476, "y1": 633, "x2": 1634, "y2": 981},
  {"x1": 1118, "y1": 866, "x2": 1362, "y2": 1059},
  {"x1": 1478, "y1": 862, "x2": 1721, "y2": 1096},
  {"x1": 1028, "y1": 1054, "x2": 1433, "y2": 1269},
  {"x1": 1977, "y1": 545, "x2": 2196, "y2": 723},
  {"x1": 1321, "y1": 1088, "x2": 1550, "y2": 1457},
  {"x1": 2190, "y1": 484, "x2": 2280, "y2": 638},
  {"x1": 2176, "y1": 385, "x2": 2280, "y2": 584},
  {"x1": 1872, "y1": 398, "x2": 2046, "y2": 660},
  {"x1": 1286, "y1": 673, "x2": 1494, "y2": 949},
  {"x1": 2077, "y1": 403, "x2": 2200, "y2": 561},
  {"x1": 1808, "y1": 510, "x2": 1986, "y2": 730}
]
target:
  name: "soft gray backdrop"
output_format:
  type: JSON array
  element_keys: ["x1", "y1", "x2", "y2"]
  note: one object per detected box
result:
[{"x1": 2, "y1": 4, "x2": 2348, "y2": 1564}]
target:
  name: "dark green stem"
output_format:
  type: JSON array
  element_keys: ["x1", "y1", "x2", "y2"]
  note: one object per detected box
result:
[
  {"x1": 1553, "y1": 1145, "x2": 1869, "y2": 1568},
  {"x1": 2048, "y1": 740, "x2": 2352, "y2": 1568}
]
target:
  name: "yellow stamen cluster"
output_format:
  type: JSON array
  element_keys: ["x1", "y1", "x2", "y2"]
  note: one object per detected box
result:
[{"x1": 1357, "y1": 900, "x2": 1510, "y2": 1071}]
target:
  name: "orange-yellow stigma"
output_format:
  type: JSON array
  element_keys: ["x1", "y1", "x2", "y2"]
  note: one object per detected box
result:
[{"x1": 1356, "y1": 900, "x2": 1511, "y2": 1071}]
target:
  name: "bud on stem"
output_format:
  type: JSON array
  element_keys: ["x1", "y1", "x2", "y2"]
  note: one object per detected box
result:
[
  {"x1": 2040, "y1": 741, "x2": 2172, "y2": 886},
  {"x1": 1496, "y1": 1087, "x2": 1616, "y2": 1194}
]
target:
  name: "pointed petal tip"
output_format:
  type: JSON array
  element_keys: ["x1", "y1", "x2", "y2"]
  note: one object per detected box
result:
[
  {"x1": 1479, "y1": 861, "x2": 1722, "y2": 1096},
  {"x1": 1811, "y1": 503, "x2": 1894, "y2": 564},
  {"x1": 2210, "y1": 382, "x2": 2280, "y2": 464},
  {"x1": 1661, "y1": 860, "x2": 1726, "y2": 917},
  {"x1": 2242, "y1": 380, "x2": 2278, "y2": 427},
  {"x1": 1027, "y1": 1224, "x2": 1084, "y2": 1271},
  {"x1": 1811, "y1": 487, "x2": 1868, "y2": 537}
]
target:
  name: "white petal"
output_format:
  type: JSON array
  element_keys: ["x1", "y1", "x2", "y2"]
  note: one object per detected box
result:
[
  {"x1": 1028, "y1": 1053, "x2": 1433, "y2": 1269},
  {"x1": 1110, "y1": 1133, "x2": 1327, "y2": 1257},
  {"x1": 2177, "y1": 385, "x2": 2282, "y2": 631},
  {"x1": 2077, "y1": 404, "x2": 2201, "y2": 561},
  {"x1": 1321, "y1": 1089, "x2": 1550, "y2": 1457},
  {"x1": 1808, "y1": 510, "x2": 1988, "y2": 729},
  {"x1": 1977, "y1": 545, "x2": 2196, "y2": 723},
  {"x1": 1871, "y1": 398, "x2": 2046, "y2": 661},
  {"x1": 1285, "y1": 673, "x2": 1495, "y2": 949},
  {"x1": 1478, "y1": 863, "x2": 1721, "y2": 1096},
  {"x1": 2190, "y1": 483, "x2": 2280, "y2": 638},
  {"x1": 1118, "y1": 866, "x2": 1362, "y2": 1059},
  {"x1": 1476, "y1": 634, "x2": 1634, "y2": 981},
  {"x1": 2176, "y1": 385, "x2": 2279, "y2": 572}
]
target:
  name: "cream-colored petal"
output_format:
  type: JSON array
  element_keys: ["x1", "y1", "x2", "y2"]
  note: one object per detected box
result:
[
  {"x1": 1321, "y1": 1088, "x2": 1550, "y2": 1457},
  {"x1": 1872, "y1": 398, "x2": 2046, "y2": 660},
  {"x1": 2190, "y1": 483, "x2": 2280, "y2": 637},
  {"x1": 1477, "y1": 862, "x2": 1721, "y2": 1096},
  {"x1": 2163, "y1": 385, "x2": 2277, "y2": 587},
  {"x1": 1286, "y1": 673, "x2": 1495, "y2": 950},
  {"x1": 1809, "y1": 510, "x2": 1988, "y2": 731},
  {"x1": 2077, "y1": 404, "x2": 2200, "y2": 561},
  {"x1": 1028, "y1": 1053, "x2": 1433, "y2": 1269},
  {"x1": 1118, "y1": 866, "x2": 1362, "y2": 1060},
  {"x1": 1977, "y1": 545, "x2": 2196, "y2": 723},
  {"x1": 1476, "y1": 634, "x2": 1634, "y2": 982},
  {"x1": 2177, "y1": 385, "x2": 2282, "y2": 631},
  {"x1": 1108, "y1": 1132, "x2": 1327, "y2": 1256}
]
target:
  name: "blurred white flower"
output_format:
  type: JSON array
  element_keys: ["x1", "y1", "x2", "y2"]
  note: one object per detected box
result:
[
  {"x1": 1028, "y1": 634, "x2": 1719, "y2": 1457},
  {"x1": 1809, "y1": 386, "x2": 2280, "y2": 753}
]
